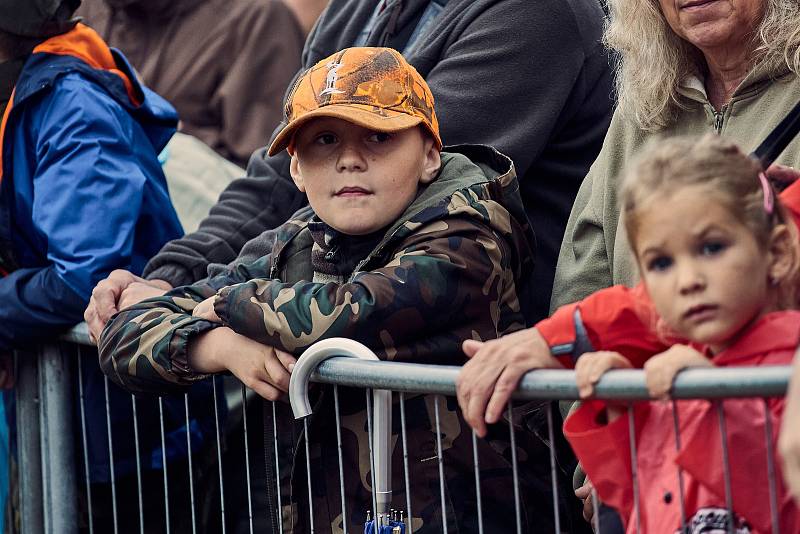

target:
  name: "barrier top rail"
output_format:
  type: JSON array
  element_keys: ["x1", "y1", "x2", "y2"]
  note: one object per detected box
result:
[{"x1": 60, "y1": 323, "x2": 792, "y2": 400}]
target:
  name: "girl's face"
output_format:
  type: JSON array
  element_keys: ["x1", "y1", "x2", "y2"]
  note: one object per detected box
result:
[{"x1": 633, "y1": 186, "x2": 783, "y2": 353}]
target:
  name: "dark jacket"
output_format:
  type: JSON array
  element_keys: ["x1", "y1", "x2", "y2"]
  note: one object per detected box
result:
[
  {"x1": 142, "y1": 0, "x2": 614, "y2": 322},
  {"x1": 77, "y1": 0, "x2": 305, "y2": 167},
  {"x1": 99, "y1": 146, "x2": 579, "y2": 532}
]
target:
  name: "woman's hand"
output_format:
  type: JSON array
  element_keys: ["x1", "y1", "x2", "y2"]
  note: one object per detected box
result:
[
  {"x1": 574, "y1": 350, "x2": 632, "y2": 399},
  {"x1": 456, "y1": 327, "x2": 563, "y2": 438},
  {"x1": 188, "y1": 328, "x2": 296, "y2": 400},
  {"x1": 643, "y1": 344, "x2": 712, "y2": 399},
  {"x1": 192, "y1": 296, "x2": 221, "y2": 322},
  {"x1": 779, "y1": 358, "x2": 800, "y2": 502}
]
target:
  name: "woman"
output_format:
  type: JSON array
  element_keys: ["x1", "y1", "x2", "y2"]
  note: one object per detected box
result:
[{"x1": 457, "y1": 0, "x2": 800, "y2": 452}]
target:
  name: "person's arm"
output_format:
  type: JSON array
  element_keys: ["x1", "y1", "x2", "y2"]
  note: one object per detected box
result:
[
  {"x1": 456, "y1": 283, "x2": 671, "y2": 437},
  {"x1": 421, "y1": 0, "x2": 610, "y2": 178},
  {"x1": 0, "y1": 79, "x2": 176, "y2": 349},
  {"x1": 211, "y1": 218, "x2": 511, "y2": 360},
  {"x1": 142, "y1": 148, "x2": 308, "y2": 288}
]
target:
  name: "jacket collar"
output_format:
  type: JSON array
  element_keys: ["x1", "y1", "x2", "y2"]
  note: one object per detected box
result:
[
  {"x1": 710, "y1": 310, "x2": 800, "y2": 365},
  {"x1": 677, "y1": 58, "x2": 792, "y2": 105}
]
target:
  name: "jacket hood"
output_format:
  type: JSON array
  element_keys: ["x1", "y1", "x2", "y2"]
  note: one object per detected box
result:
[{"x1": 375, "y1": 143, "x2": 534, "y2": 255}]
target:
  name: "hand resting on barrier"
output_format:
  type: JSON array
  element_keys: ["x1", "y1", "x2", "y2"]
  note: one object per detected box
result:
[
  {"x1": 187, "y1": 327, "x2": 296, "y2": 401},
  {"x1": 84, "y1": 269, "x2": 173, "y2": 343},
  {"x1": 456, "y1": 327, "x2": 563, "y2": 438}
]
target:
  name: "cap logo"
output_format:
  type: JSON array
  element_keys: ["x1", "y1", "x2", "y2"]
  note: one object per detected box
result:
[{"x1": 319, "y1": 60, "x2": 345, "y2": 97}]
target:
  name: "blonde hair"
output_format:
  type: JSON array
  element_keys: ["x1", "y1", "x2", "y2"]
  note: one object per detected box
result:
[
  {"x1": 621, "y1": 134, "x2": 800, "y2": 310},
  {"x1": 604, "y1": 0, "x2": 800, "y2": 131}
]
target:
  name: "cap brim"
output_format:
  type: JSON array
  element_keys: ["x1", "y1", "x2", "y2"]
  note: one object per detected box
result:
[{"x1": 267, "y1": 104, "x2": 429, "y2": 156}]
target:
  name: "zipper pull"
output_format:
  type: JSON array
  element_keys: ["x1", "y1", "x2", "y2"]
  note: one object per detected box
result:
[{"x1": 324, "y1": 245, "x2": 340, "y2": 262}]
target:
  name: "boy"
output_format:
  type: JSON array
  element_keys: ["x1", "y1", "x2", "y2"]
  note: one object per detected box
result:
[{"x1": 99, "y1": 47, "x2": 551, "y2": 533}]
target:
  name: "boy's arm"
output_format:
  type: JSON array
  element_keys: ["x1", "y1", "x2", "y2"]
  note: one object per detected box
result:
[
  {"x1": 537, "y1": 284, "x2": 673, "y2": 368},
  {"x1": 213, "y1": 218, "x2": 511, "y2": 360},
  {"x1": 98, "y1": 254, "x2": 275, "y2": 394}
]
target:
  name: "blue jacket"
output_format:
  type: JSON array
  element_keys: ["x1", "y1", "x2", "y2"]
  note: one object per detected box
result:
[{"x1": 0, "y1": 39, "x2": 183, "y2": 349}]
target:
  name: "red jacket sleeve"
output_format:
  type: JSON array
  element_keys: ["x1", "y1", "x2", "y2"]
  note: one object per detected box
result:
[
  {"x1": 563, "y1": 400, "x2": 651, "y2": 529},
  {"x1": 537, "y1": 285, "x2": 672, "y2": 368}
]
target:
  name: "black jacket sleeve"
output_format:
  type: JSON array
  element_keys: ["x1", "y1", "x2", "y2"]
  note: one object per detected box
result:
[{"x1": 143, "y1": 151, "x2": 307, "y2": 286}]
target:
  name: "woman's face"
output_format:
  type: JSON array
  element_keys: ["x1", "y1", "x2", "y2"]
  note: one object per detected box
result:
[{"x1": 658, "y1": 0, "x2": 764, "y2": 56}]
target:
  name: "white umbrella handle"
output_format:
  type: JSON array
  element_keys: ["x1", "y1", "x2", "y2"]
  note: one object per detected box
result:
[{"x1": 288, "y1": 338, "x2": 393, "y2": 519}]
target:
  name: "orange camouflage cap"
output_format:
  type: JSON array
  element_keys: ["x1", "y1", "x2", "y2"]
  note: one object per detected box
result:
[{"x1": 268, "y1": 47, "x2": 442, "y2": 156}]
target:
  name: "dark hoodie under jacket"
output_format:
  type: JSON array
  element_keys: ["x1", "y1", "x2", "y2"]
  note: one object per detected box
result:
[{"x1": 143, "y1": 0, "x2": 614, "y2": 323}]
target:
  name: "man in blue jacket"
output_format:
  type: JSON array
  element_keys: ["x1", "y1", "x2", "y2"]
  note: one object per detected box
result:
[{"x1": 0, "y1": 2, "x2": 207, "y2": 531}]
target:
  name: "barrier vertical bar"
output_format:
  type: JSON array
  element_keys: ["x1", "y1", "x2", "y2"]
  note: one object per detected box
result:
[
  {"x1": 670, "y1": 402, "x2": 687, "y2": 531},
  {"x1": 15, "y1": 350, "x2": 43, "y2": 534},
  {"x1": 433, "y1": 396, "x2": 448, "y2": 534},
  {"x1": 715, "y1": 401, "x2": 734, "y2": 534},
  {"x1": 77, "y1": 350, "x2": 94, "y2": 534},
  {"x1": 212, "y1": 376, "x2": 227, "y2": 533},
  {"x1": 39, "y1": 342, "x2": 78, "y2": 534},
  {"x1": 103, "y1": 376, "x2": 119, "y2": 534},
  {"x1": 470, "y1": 431, "x2": 484, "y2": 534},
  {"x1": 303, "y1": 417, "x2": 315, "y2": 534},
  {"x1": 762, "y1": 398, "x2": 780, "y2": 534},
  {"x1": 241, "y1": 385, "x2": 254, "y2": 534},
  {"x1": 546, "y1": 404, "x2": 561, "y2": 534},
  {"x1": 131, "y1": 395, "x2": 144, "y2": 534},
  {"x1": 184, "y1": 393, "x2": 197, "y2": 534},
  {"x1": 271, "y1": 401, "x2": 284, "y2": 534},
  {"x1": 399, "y1": 393, "x2": 412, "y2": 532},
  {"x1": 591, "y1": 488, "x2": 600, "y2": 533},
  {"x1": 158, "y1": 397, "x2": 171, "y2": 534},
  {"x1": 627, "y1": 403, "x2": 641, "y2": 534},
  {"x1": 333, "y1": 386, "x2": 348, "y2": 534},
  {"x1": 506, "y1": 403, "x2": 522, "y2": 534}
]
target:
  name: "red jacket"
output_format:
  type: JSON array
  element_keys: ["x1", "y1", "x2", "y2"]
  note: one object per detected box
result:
[
  {"x1": 538, "y1": 179, "x2": 800, "y2": 366},
  {"x1": 563, "y1": 312, "x2": 800, "y2": 534}
]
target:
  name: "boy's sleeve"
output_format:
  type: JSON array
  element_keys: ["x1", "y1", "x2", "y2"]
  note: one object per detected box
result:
[
  {"x1": 537, "y1": 284, "x2": 672, "y2": 368},
  {"x1": 213, "y1": 218, "x2": 511, "y2": 360},
  {"x1": 779, "y1": 179, "x2": 800, "y2": 228},
  {"x1": 98, "y1": 254, "x2": 274, "y2": 394}
]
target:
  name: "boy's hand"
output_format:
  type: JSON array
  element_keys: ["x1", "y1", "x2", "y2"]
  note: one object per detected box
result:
[
  {"x1": 188, "y1": 328, "x2": 296, "y2": 401},
  {"x1": 456, "y1": 327, "x2": 563, "y2": 438},
  {"x1": 192, "y1": 296, "x2": 221, "y2": 322},
  {"x1": 643, "y1": 345, "x2": 712, "y2": 399},
  {"x1": 574, "y1": 351, "x2": 632, "y2": 399}
]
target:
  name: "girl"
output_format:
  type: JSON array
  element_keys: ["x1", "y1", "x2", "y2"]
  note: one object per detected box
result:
[{"x1": 563, "y1": 134, "x2": 800, "y2": 533}]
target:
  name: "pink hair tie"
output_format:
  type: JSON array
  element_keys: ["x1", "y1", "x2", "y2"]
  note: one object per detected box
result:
[{"x1": 759, "y1": 172, "x2": 775, "y2": 215}]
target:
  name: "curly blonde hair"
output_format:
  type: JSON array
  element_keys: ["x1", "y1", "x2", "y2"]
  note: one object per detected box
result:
[{"x1": 604, "y1": 0, "x2": 800, "y2": 131}]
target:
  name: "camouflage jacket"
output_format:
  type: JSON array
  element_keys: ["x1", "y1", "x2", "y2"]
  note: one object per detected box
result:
[{"x1": 99, "y1": 146, "x2": 580, "y2": 533}]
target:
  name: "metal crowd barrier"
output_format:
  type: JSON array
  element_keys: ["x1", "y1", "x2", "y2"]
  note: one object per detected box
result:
[{"x1": 11, "y1": 324, "x2": 794, "y2": 534}]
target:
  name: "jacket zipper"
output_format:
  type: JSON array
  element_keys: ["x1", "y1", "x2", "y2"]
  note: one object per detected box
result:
[{"x1": 713, "y1": 105, "x2": 727, "y2": 133}]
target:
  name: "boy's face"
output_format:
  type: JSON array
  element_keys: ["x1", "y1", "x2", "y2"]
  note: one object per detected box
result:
[{"x1": 289, "y1": 117, "x2": 441, "y2": 235}]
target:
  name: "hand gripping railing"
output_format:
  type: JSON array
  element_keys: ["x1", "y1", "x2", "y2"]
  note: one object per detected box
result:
[{"x1": 288, "y1": 338, "x2": 394, "y2": 531}]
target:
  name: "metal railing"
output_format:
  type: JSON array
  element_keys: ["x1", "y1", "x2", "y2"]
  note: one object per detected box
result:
[{"x1": 11, "y1": 325, "x2": 794, "y2": 533}]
